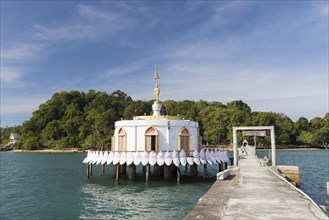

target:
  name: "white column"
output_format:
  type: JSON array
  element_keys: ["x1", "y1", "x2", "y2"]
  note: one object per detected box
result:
[
  {"x1": 152, "y1": 103, "x2": 161, "y2": 116},
  {"x1": 270, "y1": 127, "x2": 276, "y2": 166},
  {"x1": 233, "y1": 128, "x2": 238, "y2": 166}
]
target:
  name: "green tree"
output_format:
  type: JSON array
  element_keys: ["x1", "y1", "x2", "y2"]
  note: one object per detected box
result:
[
  {"x1": 294, "y1": 117, "x2": 309, "y2": 144},
  {"x1": 274, "y1": 113, "x2": 294, "y2": 144},
  {"x1": 226, "y1": 100, "x2": 252, "y2": 142},
  {"x1": 123, "y1": 101, "x2": 152, "y2": 119},
  {"x1": 16, "y1": 87, "x2": 327, "y2": 149},
  {"x1": 199, "y1": 106, "x2": 229, "y2": 144},
  {"x1": 309, "y1": 117, "x2": 324, "y2": 131}
]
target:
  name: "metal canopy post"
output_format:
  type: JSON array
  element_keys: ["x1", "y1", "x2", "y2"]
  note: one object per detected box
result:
[
  {"x1": 270, "y1": 128, "x2": 276, "y2": 166},
  {"x1": 233, "y1": 128, "x2": 238, "y2": 166}
]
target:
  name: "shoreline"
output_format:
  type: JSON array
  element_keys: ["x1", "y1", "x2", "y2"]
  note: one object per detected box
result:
[
  {"x1": 3, "y1": 146, "x2": 327, "y2": 153},
  {"x1": 9, "y1": 148, "x2": 85, "y2": 153}
]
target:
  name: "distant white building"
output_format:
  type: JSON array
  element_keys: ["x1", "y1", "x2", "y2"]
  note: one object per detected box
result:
[{"x1": 9, "y1": 133, "x2": 20, "y2": 144}]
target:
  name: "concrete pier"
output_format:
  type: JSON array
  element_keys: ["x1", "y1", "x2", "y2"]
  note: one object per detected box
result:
[{"x1": 185, "y1": 155, "x2": 328, "y2": 220}]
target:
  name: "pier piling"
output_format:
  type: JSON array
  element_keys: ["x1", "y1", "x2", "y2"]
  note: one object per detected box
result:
[
  {"x1": 128, "y1": 164, "x2": 136, "y2": 180},
  {"x1": 120, "y1": 164, "x2": 126, "y2": 175},
  {"x1": 146, "y1": 164, "x2": 150, "y2": 183},
  {"x1": 177, "y1": 166, "x2": 181, "y2": 184},
  {"x1": 221, "y1": 161, "x2": 225, "y2": 171},
  {"x1": 86, "y1": 164, "x2": 90, "y2": 179},
  {"x1": 190, "y1": 164, "x2": 198, "y2": 177},
  {"x1": 203, "y1": 164, "x2": 207, "y2": 181},
  {"x1": 154, "y1": 164, "x2": 164, "y2": 176},
  {"x1": 101, "y1": 164, "x2": 105, "y2": 175},
  {"x1": 115, "y1": 164, "x2": 120, "y2": 183},
  {"x1": 164, "y1": 164, "x2": 172, "y2": 180}
]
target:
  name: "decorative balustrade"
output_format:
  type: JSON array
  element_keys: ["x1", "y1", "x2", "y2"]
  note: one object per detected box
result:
[{"x1": 82, "y1": 149, "x2": 230, "y2": 166}]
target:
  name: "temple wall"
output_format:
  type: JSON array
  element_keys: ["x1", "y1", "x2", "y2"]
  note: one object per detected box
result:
[{"x1": 114, "y1": 119, "x2": 199, "y2": 152}]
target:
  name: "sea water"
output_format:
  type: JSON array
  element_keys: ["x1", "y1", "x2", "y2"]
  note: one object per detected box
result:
[
  {"x1": 0, "y1": 150, "x2": 328, "y2": 219},
  {"x1": 0, "y1": 152, "x2": 214, "y2": 220}
]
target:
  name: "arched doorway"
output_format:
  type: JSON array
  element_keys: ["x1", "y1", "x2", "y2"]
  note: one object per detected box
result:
[
  {"x1": 145, "y1": 126, "x2": 158, "y2": 152},
  {"x1": 178, "y1": 128, "x2": 190, "y2": 155},
  {"x1": 117, "y1": 127, "x2": 127, "y2": 152}
]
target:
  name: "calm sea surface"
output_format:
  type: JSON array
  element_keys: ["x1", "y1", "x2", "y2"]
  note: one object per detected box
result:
[{"x1": 0, "y1": 150, "x2": 328, "y2": 219}]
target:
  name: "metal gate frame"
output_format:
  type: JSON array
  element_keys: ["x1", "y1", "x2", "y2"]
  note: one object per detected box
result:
[{"x1": 233, "y1": 126, "x2": 276, "y2": 166}]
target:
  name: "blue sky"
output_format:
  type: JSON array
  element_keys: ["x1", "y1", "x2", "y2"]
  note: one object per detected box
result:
[{"x1": 1, "y1": 1, "x2": 328, "y2": 127}]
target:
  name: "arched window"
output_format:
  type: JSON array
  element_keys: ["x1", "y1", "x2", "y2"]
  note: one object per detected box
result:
[
  {"x1": 144, "y1": 126, "x2": 158, "y2": 152},
  {"x1": 178, "y1": 128, "x2": 190, "y2": 154},
  {"x1": 117, "y1": 127, "x2": 126, "y2": 151}
]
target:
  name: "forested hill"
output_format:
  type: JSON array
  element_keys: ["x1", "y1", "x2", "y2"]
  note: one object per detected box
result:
[{"x1": 6, "y1": 90, "x2": 329, "y2": 150}]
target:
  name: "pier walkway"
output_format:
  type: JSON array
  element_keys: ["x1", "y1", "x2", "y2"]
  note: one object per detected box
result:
[{"x1": 185, "y1": 155, "x2": 328, "y2": 220}]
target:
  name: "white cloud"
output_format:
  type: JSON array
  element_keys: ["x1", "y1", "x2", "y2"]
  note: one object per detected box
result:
[
  {"x1": 0, "y1": 66, "x2": 30, "y2": 88},
  {"x1": 1, "y1": 67, "x2": 24, "y2": 83},
  {"x1": 2, "y1": 4, "x2": 135, "y2": 65},
  {"x1": 1, "y1": 43, "x2": 45, "y2": 62},
  {"x1": 34, "y1": 23, "x2": 106, "y2": 41},
  {"x1": 322, "y1": 5, "x2": 329, "y2": 15},
  {"x1": 33, "y1": 4, "x2": 134, "y2": 42},
  {"x1": 248, "y1": 94, "x2": 328, "y2": 121},
  {"x1": 77, "y1": 4, "x2": 120, "y2": 23},
  {"x1": 1, "y1": 85, "x2": 59, "y2": 126},
  {"x1": 313, "y1": 1, "x2": 329, "y2": 16},
  {"x1": 103, "y1": 63, "x2": 146, "y2": 78},
  {"x1": 1, "y1": 94, "x2": 49, "y2": 115}
]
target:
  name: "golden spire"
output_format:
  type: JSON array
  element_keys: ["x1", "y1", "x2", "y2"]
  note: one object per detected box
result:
[
  {"x1": 153, "y1": 64, "x2": 160, "y2": 80},
  {"x1": 153, "y1": 64, "x2": 160, "y2": 103}
]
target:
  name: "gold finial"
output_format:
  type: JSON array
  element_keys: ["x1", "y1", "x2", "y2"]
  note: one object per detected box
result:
[
  {"x1": 153, "y1": 64, "x2": 160, "y2": 102},
  {"x1": 153, "y1": 64, "x2": 159, "y2": 80}
]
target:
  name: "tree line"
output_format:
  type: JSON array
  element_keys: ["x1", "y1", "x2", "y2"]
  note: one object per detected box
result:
[{"x1": 1, "y1": 90, "x2": 328, "y2": 150}]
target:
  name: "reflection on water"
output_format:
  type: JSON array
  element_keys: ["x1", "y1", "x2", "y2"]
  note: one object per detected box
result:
[{"x1": 79, "y1": 175, "x2": 213, "y2": 220}]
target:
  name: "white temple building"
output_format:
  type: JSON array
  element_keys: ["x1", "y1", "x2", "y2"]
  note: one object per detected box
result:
[
  {"x1": 82, "y1": 65, "x2": 230, "y2": 182},
  {"x1": 112, "y1": 65, "x2": 200, "y2": 154}
]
